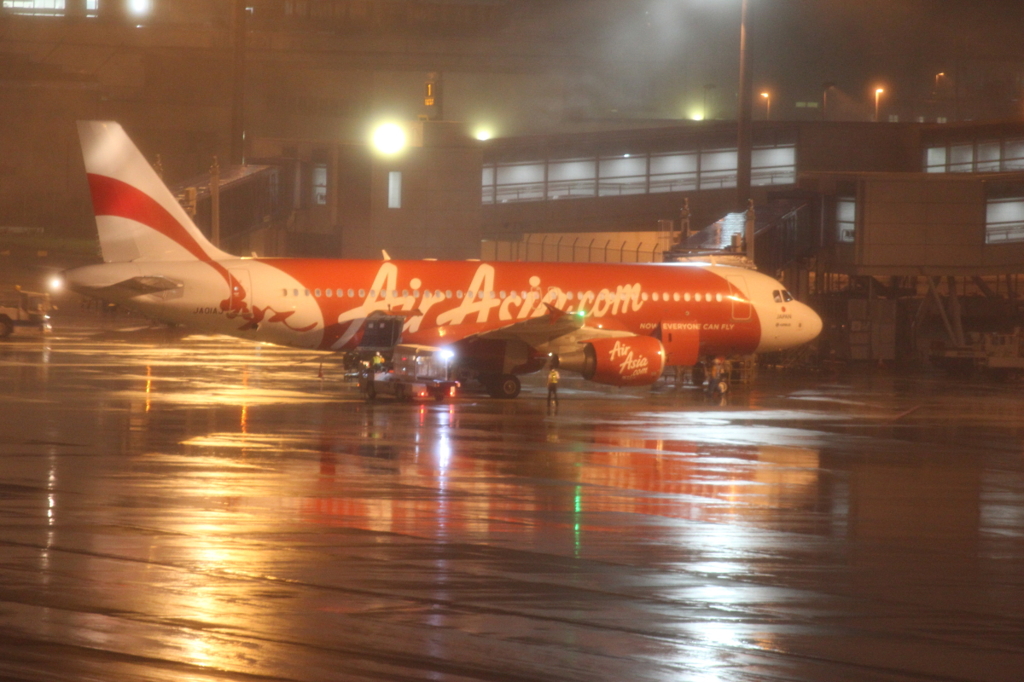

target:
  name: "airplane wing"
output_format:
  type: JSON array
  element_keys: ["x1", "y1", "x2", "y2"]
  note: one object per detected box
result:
[
  {"x1": 472, "y1": 304, "x2": 585, "y2": 347},
  {"x1": 405, "y1": 303, "x2": 634, "y2": 352},
  {"x1": 432, "y1": 303, "x2": 666, "y2": 388}
]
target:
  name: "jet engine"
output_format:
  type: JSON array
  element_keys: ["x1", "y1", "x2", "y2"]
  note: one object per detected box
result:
[{"x1": 557, "y1": 336, "x2": 666, "y2": 387}]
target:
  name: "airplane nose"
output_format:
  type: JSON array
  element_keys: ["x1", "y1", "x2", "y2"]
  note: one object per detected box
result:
[{"x1": 802, "y1": 305, "x2": 823, "y2": 343}]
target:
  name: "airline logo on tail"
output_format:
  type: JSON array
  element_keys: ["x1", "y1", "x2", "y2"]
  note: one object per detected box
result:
[{"x1": 78, "y1": 121, "x2": 265, "y2": 328}]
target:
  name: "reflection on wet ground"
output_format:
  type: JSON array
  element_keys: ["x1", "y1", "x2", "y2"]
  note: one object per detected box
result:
[{"x1": 1, "y1": 327, "x2": 1023, "y2": 681}]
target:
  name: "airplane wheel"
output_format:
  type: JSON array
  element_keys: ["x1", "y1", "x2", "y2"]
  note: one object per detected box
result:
[{"x1": 488, "y1": 374, "x2": 520, "y2": 399}]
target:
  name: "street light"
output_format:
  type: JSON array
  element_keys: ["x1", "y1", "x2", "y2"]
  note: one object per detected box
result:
[
  {"x1": 370, "y1": 122, "x2": 408, "y2": 155},
  {"x1": 934, "y1": 72, "x2": 945, "y2": 92},
  {"x1": 874, "y1": 87, "x2": 885, "y2": 122},
  {"x1": 761, "y1": 91, "x2": 770, "y2": 120}
]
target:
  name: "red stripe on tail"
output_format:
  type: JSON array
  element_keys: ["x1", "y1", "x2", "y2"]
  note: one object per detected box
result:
[
  {"x1": 87, "y1": 172, "x2": 249, "y2": 317},
  {"x1": 87, "y1": 173, "x2": 213, "y2": 263}
]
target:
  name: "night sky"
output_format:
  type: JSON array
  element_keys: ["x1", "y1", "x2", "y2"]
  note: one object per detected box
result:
[{"x1": 577, "y1": 0, "x2": 1024, "y2": 120}]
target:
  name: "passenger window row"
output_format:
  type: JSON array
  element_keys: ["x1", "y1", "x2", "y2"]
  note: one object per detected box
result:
[{"x1": 279, "y1": 287, "x2": 736, "y2": 304}]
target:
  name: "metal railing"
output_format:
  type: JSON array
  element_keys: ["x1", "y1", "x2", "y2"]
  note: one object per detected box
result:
[{"x1": 482, "y1": 234, "x2": 669, "y2": 263}]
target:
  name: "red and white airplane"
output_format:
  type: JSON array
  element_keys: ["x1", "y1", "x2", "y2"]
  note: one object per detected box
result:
[{"x1": 64, "y1": 121, "x2": 822, "y2": 397}]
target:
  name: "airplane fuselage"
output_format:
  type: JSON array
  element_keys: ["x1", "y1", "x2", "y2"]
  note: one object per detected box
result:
[
  {"x1": 66, "y1": 257, "x2": 821, "y2": 359},
  {"x1": 65, "y1": 120, "x2": 823, "y2": 394}
]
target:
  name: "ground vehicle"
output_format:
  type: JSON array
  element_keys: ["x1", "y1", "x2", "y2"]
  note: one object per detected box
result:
[
  {"x1": 0, "y1": 287, "x2": 53, "y2": 338},
  {"x1": 359, "y1": 344, "x2": 459, "y2": 402},
  {"x1": 931, "y1": 330, "x2": 1024, "y2": 379}
]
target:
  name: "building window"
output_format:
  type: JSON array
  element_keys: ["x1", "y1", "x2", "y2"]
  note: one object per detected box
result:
[
  {"x1": 598, "y1": 155, "x2": 647, "y2": 197},
  {"x1": 926, "y1": 139, "x2": 1024, "y2": 173},
  {"x1": 649, "y1": 152, "x2": 698, "y2": 193},
  {"x1": 976, "y1": 142, "x2": 1002, "y2": 172},
  {"x1": 6, "y1": 0, "x2": 104, "y2": 15},
  {"x1": 312, "y1": 164, "x2": 327, "y2": 205},
  {"x1": 949, "y1": 144, "x2": 975, "y2": 172},
  {"x1": 699, "y1": 149, "x2": 738, "y2": 190},
  {"x1": 547, "y1": 158, "x2": 595, "y2": 199},
  {"x1": 986, "y1": 197, "x2": 1024, "y2": 244},
  {"x1": 1004, "y1": 140, "x2": 1024, "y2": 171},
  {"x1": 925, "y1": 146, "x2": 947, "y2": 173},
  {"x1": 388, "y1": 171, "x2": 402, "y2": 209},
  {"x1": 836, "y1": 197, "x2": 856, "y2": 243},
  {"x1": 495, "y1": 162, "x2": 545, "y2": 203},
  {"x1": 2, "y1": 1, "x2": 66, "y2": 15},
  {"x1": 484, "y1": 143, "x2": 794, "y2": 205},
  {"x1": 752, "y1": 145, "x2": 796, "y2": 186},
  {"x1": 481, "y1": 165, "x2": 495, "y2": 204}
]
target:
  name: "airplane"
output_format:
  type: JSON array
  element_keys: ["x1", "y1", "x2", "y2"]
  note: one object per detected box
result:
[{"x1": 63, "y1": 121, "x2": 822, "y2": 398}]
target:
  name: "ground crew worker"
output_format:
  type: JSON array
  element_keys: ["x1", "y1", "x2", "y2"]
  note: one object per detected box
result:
[
  {"x1": 547, "y1": 366, "x2": 560, "y2": 412},
  {"x1": 709, "y1": 356, "x2": 729, "y2": 399}
]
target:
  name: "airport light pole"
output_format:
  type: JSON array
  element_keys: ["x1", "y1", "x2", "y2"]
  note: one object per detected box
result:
[
  {"x1": 874, "y1": 87, "x2": 885, "y2": 122},
  {"x1": 230, "y1": 0, "x2": 247, "y2": 165},
  {"x1": 703, "y1": 83, "x2": 716, "y2": 120},
  {"x1": 736, "y1": 0, "x2": 754, "y2": 264},
  {"x1": 210, "y1": 157, "x2": 221, "y2": 247},
  {"x1": 761, "y1": 91, "x2": 770, "y2": 120},
  {"x1": 822, "y1": 82, "x2": 836, "y2": 121}
]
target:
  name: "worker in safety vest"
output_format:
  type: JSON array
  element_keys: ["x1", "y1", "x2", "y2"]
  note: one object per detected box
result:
[{"x1": 547, "y1": 366, "x2": 560, "y2": 412}]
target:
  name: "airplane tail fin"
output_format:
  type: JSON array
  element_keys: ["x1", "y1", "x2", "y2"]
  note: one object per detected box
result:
[{"x1": 77, "y1": 121, "x2": 232, "y2": 264}]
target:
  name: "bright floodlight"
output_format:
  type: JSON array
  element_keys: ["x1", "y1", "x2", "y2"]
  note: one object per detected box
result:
[
  {"x1": 49, "y1": 275, "x2": 63, "y2": 292},
  {"x1": 128, "y1": 0, "x2": 151, "y2": 15},
  {"x1": 371, "y1": 123, "x2": 408, "y2": 155},
  {"x1": 473, "y1": 127, "x2": 493, "y2": 141}
]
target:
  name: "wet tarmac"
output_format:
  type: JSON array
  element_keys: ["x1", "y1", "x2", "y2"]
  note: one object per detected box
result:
[{"x1": 2, "y1": 323, "x2": 1023, "y2": 681}]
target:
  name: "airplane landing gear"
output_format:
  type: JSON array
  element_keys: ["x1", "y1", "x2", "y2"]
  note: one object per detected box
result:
[{"x1": 485, "y1": 374, "x2": 521, "y2": 399}]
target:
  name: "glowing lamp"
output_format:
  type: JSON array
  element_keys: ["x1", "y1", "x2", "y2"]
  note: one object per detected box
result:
[{"x1": 370, "y1": 123, "x2": 408, "y2": 155}]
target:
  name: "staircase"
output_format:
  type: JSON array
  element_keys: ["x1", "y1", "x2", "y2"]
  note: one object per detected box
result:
[{"x1": 667, "y1": 199, "x2": 820, "y2": 274}]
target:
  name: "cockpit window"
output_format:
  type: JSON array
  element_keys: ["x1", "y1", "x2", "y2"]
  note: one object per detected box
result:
[
  {"x1": 772, "y1": 290, "x2": 783, "y2": 303},
  {"x1": 782, "y1": 290, "x2": 794, "y2": 302}
]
